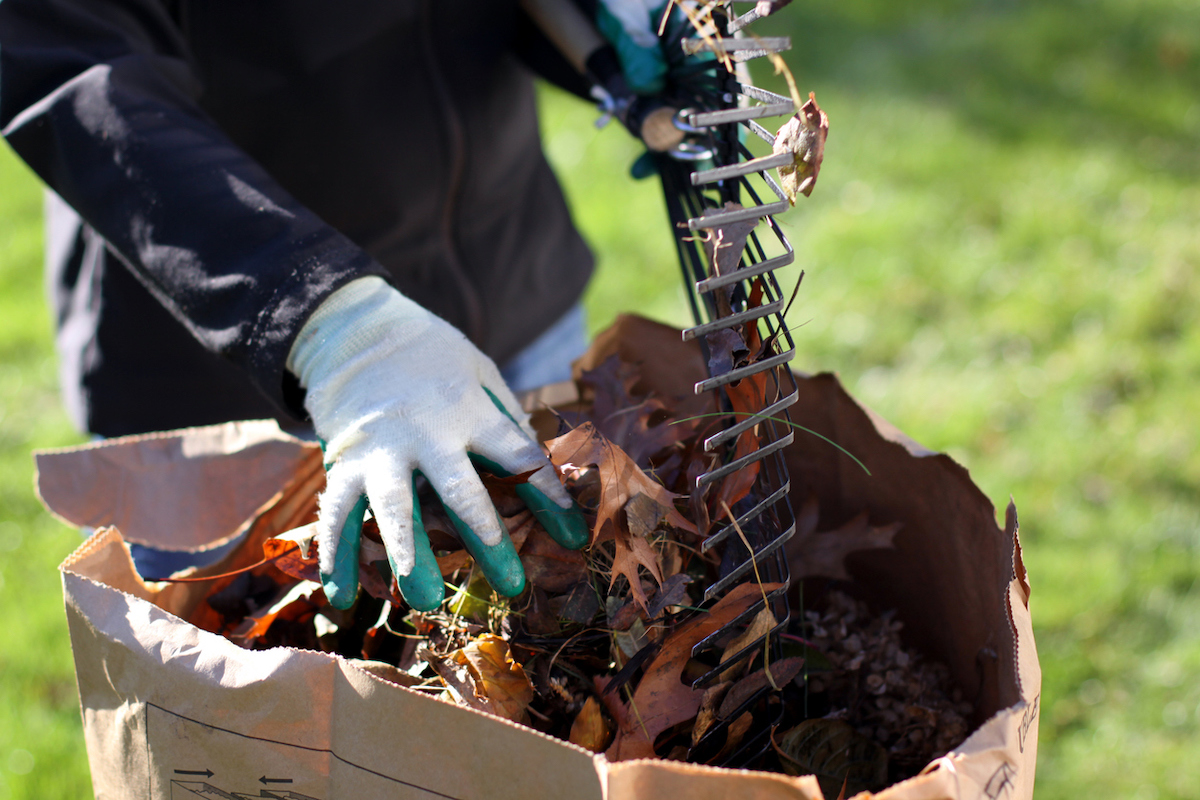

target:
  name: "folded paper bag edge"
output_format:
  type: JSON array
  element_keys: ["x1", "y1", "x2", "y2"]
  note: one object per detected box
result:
[{"x1": 36, "y1": 419, "x2": 320, "y2": 549}]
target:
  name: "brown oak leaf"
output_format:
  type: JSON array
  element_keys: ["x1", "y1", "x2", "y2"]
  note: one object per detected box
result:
[
  {"x1": 578, "y1": 355, "x2": 695, "y2": 468},
  {"x1": 547, "y1": 423, "x2": 697, "y2": 610}
]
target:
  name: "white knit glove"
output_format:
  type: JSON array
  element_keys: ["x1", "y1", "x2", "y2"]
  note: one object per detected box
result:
[{"x1": 287, "y1": 277, "x2": 577, "y2": 608}]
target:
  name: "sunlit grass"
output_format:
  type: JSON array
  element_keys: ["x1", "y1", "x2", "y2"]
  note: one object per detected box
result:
[{"x1": 0, "y1": 151, "x2": 90, "y2": 799}]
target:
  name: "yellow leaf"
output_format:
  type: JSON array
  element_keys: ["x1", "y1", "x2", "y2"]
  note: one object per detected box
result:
[
  {"x1": 451, "y1": 634, "x2": 535, "y2": 723},
  {"x1": 568, "y1": 697, "x2": 612, "y2": 753}
]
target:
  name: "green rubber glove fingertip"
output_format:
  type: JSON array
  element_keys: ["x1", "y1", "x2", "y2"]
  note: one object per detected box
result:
[
  {"x1": 476, "y1": 390, "x2": 588, "y2": 551},
  {"x1": 514, "y1": 483, "x2": 590, "y2": 551},
  {"x1": 321, "y1": 494, "x2": 368, "y2": 610},
  {"x1": 393, "y1": 550, "x2": 444, "y2": 613},
  {"x1": 446, "y1": 507, "x2": 526, "y2": 598},
  {"x1": 393, "y1": 490, "x2": 445, "y2": 612}
]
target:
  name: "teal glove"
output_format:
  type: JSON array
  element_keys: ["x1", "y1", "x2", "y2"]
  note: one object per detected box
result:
[
  {"x1": 290, "y1": 278, "x2": 589, "y2": 613},
  {"x1": 322, "y1": 450, "x2": 588, "y2": 613},
  {"x1": 588, "y1": 0, "x2": 717, "y2": 178},
  {"x1": 595, "y1": 0, "x2": 671, "y2": 95}
]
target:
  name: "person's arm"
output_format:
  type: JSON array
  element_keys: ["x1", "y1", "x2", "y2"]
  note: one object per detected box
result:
[
  {"x1": 0, "y1": 0, "x2": 385, "y2": 413},
  {"x1": 0, "y1": 0, "x2": 588, "y2": 607}
]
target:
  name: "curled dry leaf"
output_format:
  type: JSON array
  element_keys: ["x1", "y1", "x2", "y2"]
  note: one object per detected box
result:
[
  {"x1": 425, "y1": 646, "x2": 491, "y2": 715},
  {"x1": 546, "y1": 423, "x2": 694, "y2": 539},
  {"x1": 568, "y1": 696, "x2": 613, "y2": 753},
  {"x1": 449, "y1": 634, "x2": 535, "y2": 724},
  {"x1": 232, "y1": 581, "x2": 322, "y2": 642},
  {"x1": 263, "y1": 524, "x2": 321, "y2": 584},
  {"x1": 609, "y1": 531, "x2": 664, "y2": 613},
  {"x1": 549, "y1": 580, "x2": 601, "y2": 625},
  {"x1": 435, "y1": 549, "x2": 473, "y2": 577},
  {"x1": 692, "y1": 681, "x2": 732, "y2": 747},
  {"x1": 712, "y1": 367, "x2": 769, "y2": 511},
  {"x1": 264, "y1": 525, "x2": 391, "y2": 599},
  {"x1": 607, "y1": 572, "x2": 692, "y2": 631},
  {"x1": 719, "y1": 606, "x2": 778, "y2": 681},
  {"x1": 705, "y1": 327, "x2": 750, "y2": 378},
  {"x1": 577, "y1": 356, "x2": 688, "y2": 468},
  {"x1": 712, "y1": 710, "x2": 755, "y2": 764},
  {"x1": 714, "y1": 429, "x2": 761, "y2": 512},
  {"x1": 519, "y1": 524, "x2": 589, "y2": 593},
  {"x1": 698, "y1": 203, "x2": 758, "y2": 318},
  {"x1": 717, "y1": 656, "x2": 805, "y2": 720},
  {"x1": 699, "y1": 203, "x2": 758, "y2": 278},
  {"x1": 773, "y1": 92, "x2": 829, "y2": 204}
]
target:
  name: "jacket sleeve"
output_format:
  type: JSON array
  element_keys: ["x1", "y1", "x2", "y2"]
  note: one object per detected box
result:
[{"x1": 0, "y1": 0, "x2": 389, "y2": 414}]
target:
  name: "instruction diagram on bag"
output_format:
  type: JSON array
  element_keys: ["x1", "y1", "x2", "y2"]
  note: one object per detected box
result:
[
  {"x1": 171, "y1": 780, "x2": 319, "y2": 799},
  {"x1": 147, "y1": 703, "x2": 464, "y2": 799}
]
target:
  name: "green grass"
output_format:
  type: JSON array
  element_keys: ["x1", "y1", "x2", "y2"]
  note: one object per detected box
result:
[
  {"x1": 0, "y1": 148, "x2": 92, "y2": 796},
  {"x1": 2, "y1": 0, "x2": 1198, "y2": 796}
]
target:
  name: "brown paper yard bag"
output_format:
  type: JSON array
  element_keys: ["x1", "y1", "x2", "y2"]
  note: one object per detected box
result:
[{"x1": 41, "y1": 366, "x2": 1038, "y2": 799}]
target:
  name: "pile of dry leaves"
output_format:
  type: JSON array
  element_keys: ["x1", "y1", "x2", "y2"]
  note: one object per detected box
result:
[{"x1": 179, "y1": 324, "x2": 973, "y2": 796}]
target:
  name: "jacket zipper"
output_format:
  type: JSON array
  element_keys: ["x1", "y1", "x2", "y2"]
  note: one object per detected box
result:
[{"x1": 419, "y1": 0, "x2": 486, "y2": 346}]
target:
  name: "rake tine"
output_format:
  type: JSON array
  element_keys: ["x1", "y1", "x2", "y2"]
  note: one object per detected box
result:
[
  {"x1": 687, "y1": 101, "x2": 795, "y2": 128},
  {"x1": 681, "y1": 36, "x2": 792, "y2": 59},
  {"x1": 691, "y1": 151, "x2": 794, "y2": 185}
]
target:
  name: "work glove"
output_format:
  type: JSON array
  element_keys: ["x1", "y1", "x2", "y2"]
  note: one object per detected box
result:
[
  {"x1": 591, "y1": 0, "x2": 714, "y2": 178},
  {"x1": 287, "y1": 277, "x2": 588, "y2": 612},
  {"x1": 595, "y1": 0, "x2": 671, "y2": 95}
]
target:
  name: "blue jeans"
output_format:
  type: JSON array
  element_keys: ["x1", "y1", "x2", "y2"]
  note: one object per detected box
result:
[{"x1": 499, "y1": 303, "x2": 587, "y2": 392}]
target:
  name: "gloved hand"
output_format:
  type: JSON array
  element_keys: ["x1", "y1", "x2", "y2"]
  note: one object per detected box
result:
[
  {"x1": 288, "y1": 276, "x2": 588, "y2": 612},
  {"x1": 595, "y1": 0, "x2": 670, "y2": 95},
  {"x1": 591, "y1": 0, "x2": 714, "y2": 178}
]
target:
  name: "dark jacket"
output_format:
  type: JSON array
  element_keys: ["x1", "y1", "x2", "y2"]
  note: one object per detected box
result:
[{"x1": 0, "y1": 0, "x2": 594, "y2": 436}]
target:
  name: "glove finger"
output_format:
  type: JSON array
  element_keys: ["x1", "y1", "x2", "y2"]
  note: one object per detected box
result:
[
  {"x1": 474, "y1": 387, "x2": 587, "y2": 549},
  {"x1": 471, "y1": 453, "x2": 588, "y2": 551},
  {"x1": 317, "y1": 468, "x2": 368, "y2": 609},
  {"x1": 515, "y1": 482, "x2": 590, "y2": 551},
  {"x1": 478, "y1": 376, "x2": 536, "y2": 440},
  {"x1": 420, "y1": 451, "x2": 505, "y2": 547},
  {"x1": 394, "y1": 484, "x2": 445, "y2": 612},
  {"x1": 471, "y1": 419, "x2": 575, "y2": 511},
  {"x1": 323, "y1": 494, "x2": 366, "y2": 610},
  {"x1": 477, "y1": 385, "x2": 574, "y2": 508},
  {"x1": 363, "y1": 455, "x2": 418, "y2": 578},
  {"x1": 442, "y1": 501, "x2": 526, "y2": 598}
]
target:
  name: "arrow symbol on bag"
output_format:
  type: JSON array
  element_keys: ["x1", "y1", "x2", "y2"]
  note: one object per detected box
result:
[
  {"x1": 260, "y1": 776, "x2": 294, "y2": 785},
  {"x1": 173, "y1": 769, "x2": 214, "y2": 778}
]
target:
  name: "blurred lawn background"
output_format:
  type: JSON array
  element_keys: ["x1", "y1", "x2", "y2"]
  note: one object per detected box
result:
[{"x1": 1, "y1": 0, "x2": 1197, "y2": 797}]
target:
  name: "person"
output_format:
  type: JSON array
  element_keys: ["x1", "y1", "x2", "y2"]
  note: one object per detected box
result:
[{"x1": 0, "y1": 0, "x2": 673, "y2": 609}]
